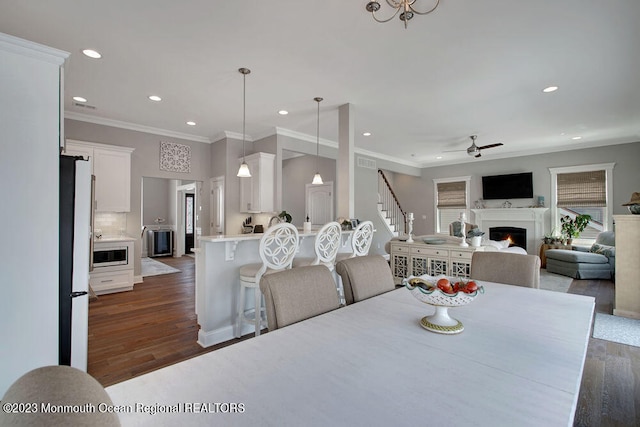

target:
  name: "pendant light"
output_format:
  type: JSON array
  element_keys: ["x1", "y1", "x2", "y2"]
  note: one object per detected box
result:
[
  {"x1": 237, "y1": 67, "x2": 251, "y2": 178},
  {"x1": 312, "y1": 97, "x2": 324, "y2": 185}
]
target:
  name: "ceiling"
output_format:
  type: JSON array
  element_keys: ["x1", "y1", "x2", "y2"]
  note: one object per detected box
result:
[{"x1": 2, "y1": 0, "x2": 639, "y2": 167}]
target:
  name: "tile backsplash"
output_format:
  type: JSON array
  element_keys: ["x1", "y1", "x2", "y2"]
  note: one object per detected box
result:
[{"x1": 95, "y1": 212, "x2": 127, "y2": 237}]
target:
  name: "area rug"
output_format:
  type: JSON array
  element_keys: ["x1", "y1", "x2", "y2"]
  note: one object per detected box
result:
[
  {"x1": 539, "y1": 268, "x2": 573, "y2": 293},
  {"x1": 141, "y1": 257, "x2": 180, "y2": 277},
  {"x1": 592, "y1": 313, "x2": 640, "y2": 347}
]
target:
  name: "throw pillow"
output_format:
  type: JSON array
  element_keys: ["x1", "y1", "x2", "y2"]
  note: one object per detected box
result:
[{"x1": 590, "y1": 243, "x2": 615, "y2": 257}]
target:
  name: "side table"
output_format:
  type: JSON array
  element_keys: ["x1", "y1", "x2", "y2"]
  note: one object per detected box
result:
[{"x1": 539, "y1": 243, "x2": 571, "y2": 268}]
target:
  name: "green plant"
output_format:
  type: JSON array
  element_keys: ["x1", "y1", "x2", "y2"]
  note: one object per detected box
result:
[
  {"x1": 278, "y1": 210, "x2": 292, "y2": 223},
  {"x1": 560, "y1": 214, "x2": 592, "y2": 239}
]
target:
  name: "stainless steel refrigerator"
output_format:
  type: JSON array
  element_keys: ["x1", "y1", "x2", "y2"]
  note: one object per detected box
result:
[{"x1": 59, "y1": 154, "x2": 93, "y2": 371}]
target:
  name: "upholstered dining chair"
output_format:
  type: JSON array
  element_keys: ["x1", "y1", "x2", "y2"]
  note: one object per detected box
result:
[
  {"x1": 0, "y1": 365, "x2": 120, "y2": 426},
  {"x1": 259, "y1": 265, "x2": 341, "y2": 331},
  {"x1": 235, "y1": 222, "x2": 299, "y2": 338},
  {"x1": 336, "y1": 220, "x2": 374, "y2": 261},
  {"x1": 335, "y1": 255, "x2": 396, "y2": 305},
  {"x1": 470, "y1": 252, "x2": 541, "y2": 288}
]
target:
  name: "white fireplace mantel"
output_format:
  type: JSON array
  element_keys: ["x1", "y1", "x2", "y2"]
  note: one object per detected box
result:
[{"x1": 471, "y1": 208, "x2": 549, "y2": 255}]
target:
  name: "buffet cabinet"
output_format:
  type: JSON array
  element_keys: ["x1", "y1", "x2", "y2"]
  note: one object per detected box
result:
[
  {"x1": 613, "y1": 215, "x2": 640, "y2": 319},
  {"x1": 390, "y1": 241, "x2": 485, "y2": 284}
]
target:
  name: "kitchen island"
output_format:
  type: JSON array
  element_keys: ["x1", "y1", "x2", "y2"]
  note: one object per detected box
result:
[{"x1": 195, "y1": 229, "x2": 354, "y2": 347}]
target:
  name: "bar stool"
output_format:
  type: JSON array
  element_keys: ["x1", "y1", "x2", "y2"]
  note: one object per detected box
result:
[
  {"x1": 293, "y1": 221, "x2": 342, "y2": 300},
  {"x1": 293, "y1": 221, "x2": 342, "y2": 270},
  {"x1": 336, "y1": 220, "x2": 374, "y2": 261},
  {"x1": 235, "y1": 222, "x2": 299, "y2": 338}
]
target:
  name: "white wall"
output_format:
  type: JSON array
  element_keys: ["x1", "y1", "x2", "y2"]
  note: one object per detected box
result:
[{"x1": 0, "y1": 34, "x2": 68, "y2": 396}]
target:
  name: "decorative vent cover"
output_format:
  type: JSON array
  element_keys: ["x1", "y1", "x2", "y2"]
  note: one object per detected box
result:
[
  {"x1": 357, "y1": 156, "x2": 377, "y2": 169},
  {"x1": 160, "y1": 141, "x2": 191, "y2": 173}
]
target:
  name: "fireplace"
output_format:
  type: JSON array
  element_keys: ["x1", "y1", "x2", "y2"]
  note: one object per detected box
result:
[{"x1": 489, "y1": 226, "x2": 527, "y2": 250}]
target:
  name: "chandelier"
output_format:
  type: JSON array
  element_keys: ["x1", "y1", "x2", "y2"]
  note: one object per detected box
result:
[{"x1": 365, "y1": 0, "x2": 441, "y2": 29}]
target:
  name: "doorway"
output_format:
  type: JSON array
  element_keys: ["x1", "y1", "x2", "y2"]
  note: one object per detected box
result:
[
  {"x1": 210, "y1": 176, "x2": 225, "y2": 235},
  {"x1": 306, "y1": 181, "x2": 334, "y2": 226},
  {"x1": 185, "y1": 193, "x2": 195, "y2": 254}
]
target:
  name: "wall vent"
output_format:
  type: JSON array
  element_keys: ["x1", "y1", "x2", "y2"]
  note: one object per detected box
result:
[{"x1": 357, "y1": 156, "x2": 376, "y2": 169}]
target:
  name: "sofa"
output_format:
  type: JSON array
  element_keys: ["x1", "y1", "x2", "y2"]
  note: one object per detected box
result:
[{"x1": 544, "y1": 231, "x2": 615, "y2": 280}]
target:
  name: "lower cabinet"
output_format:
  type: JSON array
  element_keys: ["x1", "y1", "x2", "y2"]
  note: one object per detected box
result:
[
  {"x1": 90, "y1": 269, "x2": 134, "y2": 295},
  {"x1": 390, "y1": 241, "x2": 484, "y2": 284}
]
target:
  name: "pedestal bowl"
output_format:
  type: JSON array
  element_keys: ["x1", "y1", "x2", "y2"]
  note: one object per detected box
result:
[{"x1": 404, "y1": 276, "x2": 484, "y2": 334}]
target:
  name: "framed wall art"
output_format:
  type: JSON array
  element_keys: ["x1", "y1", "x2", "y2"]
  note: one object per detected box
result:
[{"x1": 160, "y1": 141, "x2": 191, "y2": 173}]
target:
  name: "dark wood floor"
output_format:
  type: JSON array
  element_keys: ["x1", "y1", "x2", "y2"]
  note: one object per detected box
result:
[
  {"x1": 88, "y1": 260, "x2": 638, "y2": 425},
  {"x1": 87, "y1": 256, "x2": 250, "y2": 387}
]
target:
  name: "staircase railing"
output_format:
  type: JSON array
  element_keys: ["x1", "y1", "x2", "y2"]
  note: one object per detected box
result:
[{"x1": 378, "y1": 169, "x2": 407, "y2": 235}]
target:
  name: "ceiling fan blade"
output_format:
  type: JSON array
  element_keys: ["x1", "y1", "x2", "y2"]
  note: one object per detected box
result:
[
  {"x1": 442, "y1": 149, "x2": 466, "y2": 153},
  {"x1": 477, "y1": 143, "x2": 504, "y2": 150}
]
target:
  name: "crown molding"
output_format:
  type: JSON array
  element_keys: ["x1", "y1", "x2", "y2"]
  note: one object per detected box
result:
[{"x1": 64, "y1": 112, "x2": 212, "y2": 143}]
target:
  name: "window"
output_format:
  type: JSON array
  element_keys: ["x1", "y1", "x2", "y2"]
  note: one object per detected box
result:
[
  {"x1": 549, "y1": 163, "x2": 615, "y2": 244},
  {"x1": 433, "y1": 176, "x2": 471, "y2": 234}
]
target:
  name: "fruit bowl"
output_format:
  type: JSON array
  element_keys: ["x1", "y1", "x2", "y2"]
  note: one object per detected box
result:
[{"x1": 403, "y1": 275, "x2": 484, "y2": 334}]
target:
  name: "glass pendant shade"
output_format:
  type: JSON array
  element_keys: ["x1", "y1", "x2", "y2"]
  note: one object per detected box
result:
[
  {"x1": 237, "y1": 161, "x2": 251, "y2": 178},
  {"x1": 312, "y1": 172, "x2": 323, "y2": 185}
]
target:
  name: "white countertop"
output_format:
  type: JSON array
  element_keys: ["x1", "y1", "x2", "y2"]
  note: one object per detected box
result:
[
  {"x1": 93, "y1": 236, "x2": 136, "y2": 243},
  {"x1": 199, "y1": 228, "x2": 352, "y2": 243}
]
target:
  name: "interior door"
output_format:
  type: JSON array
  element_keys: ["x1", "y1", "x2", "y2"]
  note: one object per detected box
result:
[
  {"x1": 210, "y1": 177, "x2": 225, "y2": 234},
  {"x1": 306, "y1": 181, "x2": 334, "y2": 226},
  {"x1": 185, "y1": 193, "x2": 195, "y2": 253}
]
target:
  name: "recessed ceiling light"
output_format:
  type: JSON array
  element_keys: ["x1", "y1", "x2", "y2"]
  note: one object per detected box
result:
[
  {"x1": 148, "y1": 95, "x2": 162, "y2": 102},
  {"x1": 278, "y1": 110, "x2": 288, "y2": 115},
  {"x1": 82, "y1": 49, "x2": 102, "y2": 59},
  {"x1": 542, "y1": 86, "x2": 558, "y2": 93},
  {"x1": 186, "y1": 121, "x2": 196, "y2": 126},
  {"x1": 436, "y1": 156, "x2": 443, "y2": 160},
  {"x1": 572, "y1": 136, "x2": 582, "y2": 140},
  {"x1": 72, "y1": 96, "x2": 87, "y2": 103},
  {"x1": 363, "y1": 132, "x2": 372, "y2": 136}
]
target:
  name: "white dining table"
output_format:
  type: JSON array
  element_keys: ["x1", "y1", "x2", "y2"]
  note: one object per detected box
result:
[{"x1": 106, "y1": 282, "x2": 595, "y2": 426}]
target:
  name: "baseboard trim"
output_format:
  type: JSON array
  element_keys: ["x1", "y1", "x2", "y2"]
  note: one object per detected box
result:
[{"x1": 197, "y1": 324, "x2": 263, "y2": 348}]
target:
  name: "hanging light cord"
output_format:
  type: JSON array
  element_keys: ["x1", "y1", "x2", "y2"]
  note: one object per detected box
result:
[
  {"x1": 316, "y1": 98, "x2": 320, "y2": 170},
  {"x1": 242, "y1": 71, "x2": 246, "y2": 161}
]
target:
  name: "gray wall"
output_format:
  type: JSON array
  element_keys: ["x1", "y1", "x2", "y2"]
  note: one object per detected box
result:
[
  {"x1": 142, "y1": 177, "x2": 171, "y2": 225},
  {"x1": 64, "y1": 119, "x2": 212, "y2": 277},
  {"x1": 389, "y1": 141, "x2": 640, "y2": 237},
  {"x1": 282, "y1": 154, "x2": 336, "y2": 226}
]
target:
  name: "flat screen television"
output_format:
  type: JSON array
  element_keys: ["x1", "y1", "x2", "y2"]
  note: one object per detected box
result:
[{"x1": 482, "y1": 172, "x2": 533, "y2": 200}]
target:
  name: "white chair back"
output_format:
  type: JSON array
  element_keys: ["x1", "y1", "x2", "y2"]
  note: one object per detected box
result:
[
  {"x1": 313, "y1": 221, "x2": 342, "y2": 269},
  {"x1": 257, "y1": 222, "x2": 299, "y2": 281},
  {"x1": 350, "y1": 220, "x2": 374, "y2": 257}
]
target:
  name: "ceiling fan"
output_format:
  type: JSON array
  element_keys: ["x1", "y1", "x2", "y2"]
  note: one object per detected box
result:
[{"x1": 444, "y1": 135, "x2": 504, "y2": 158}]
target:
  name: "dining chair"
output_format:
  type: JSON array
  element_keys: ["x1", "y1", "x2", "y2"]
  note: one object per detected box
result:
[
  {"x1": 470, "y1": 251, "x2": 541, "y2": 288},
  {"x1": 0, "y1": 365, "x2": 119, "y2": 426},
  {"x1": 335, "y1": 255, "x2": 396, "y2": 305},
  {"x1": 259, "y1": 265, "x2": 341, "y2": 331},
  {"x1": 335, "y1": 220, "x2": 374, "y2": 261},
  {"x1": 235, "y1": 222, "x2": 299, "y2": 338}
]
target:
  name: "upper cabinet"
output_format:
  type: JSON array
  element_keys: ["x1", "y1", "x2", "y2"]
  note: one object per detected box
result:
[
  {"x1": 65, "y1": 140, "x2": 134, "y2": 212},
  {"x1": 239, "y1": 152, "x2": 275, "y2": 213}
]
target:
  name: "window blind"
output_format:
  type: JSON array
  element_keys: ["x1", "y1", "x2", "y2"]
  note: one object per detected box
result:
[
  {"x1": 557, "y1": 170, "x2": 606, "y2": 207},
  {"x1": 437, "y1": 181, "x2": 467, "y2": 208}
]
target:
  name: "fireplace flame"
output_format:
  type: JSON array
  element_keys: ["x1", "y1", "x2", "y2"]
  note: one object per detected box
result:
[{"x1": 506, "y1": 235, "x2": 514, "y2": 245}]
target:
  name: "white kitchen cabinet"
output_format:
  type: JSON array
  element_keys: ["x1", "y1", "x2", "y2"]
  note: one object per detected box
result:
[
  {"x1": 239, "y1": 152, "x2": 275, "y2": 213},
  {"x1": 65, "y1": 140, "x2": 134, "y2": 212}
]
